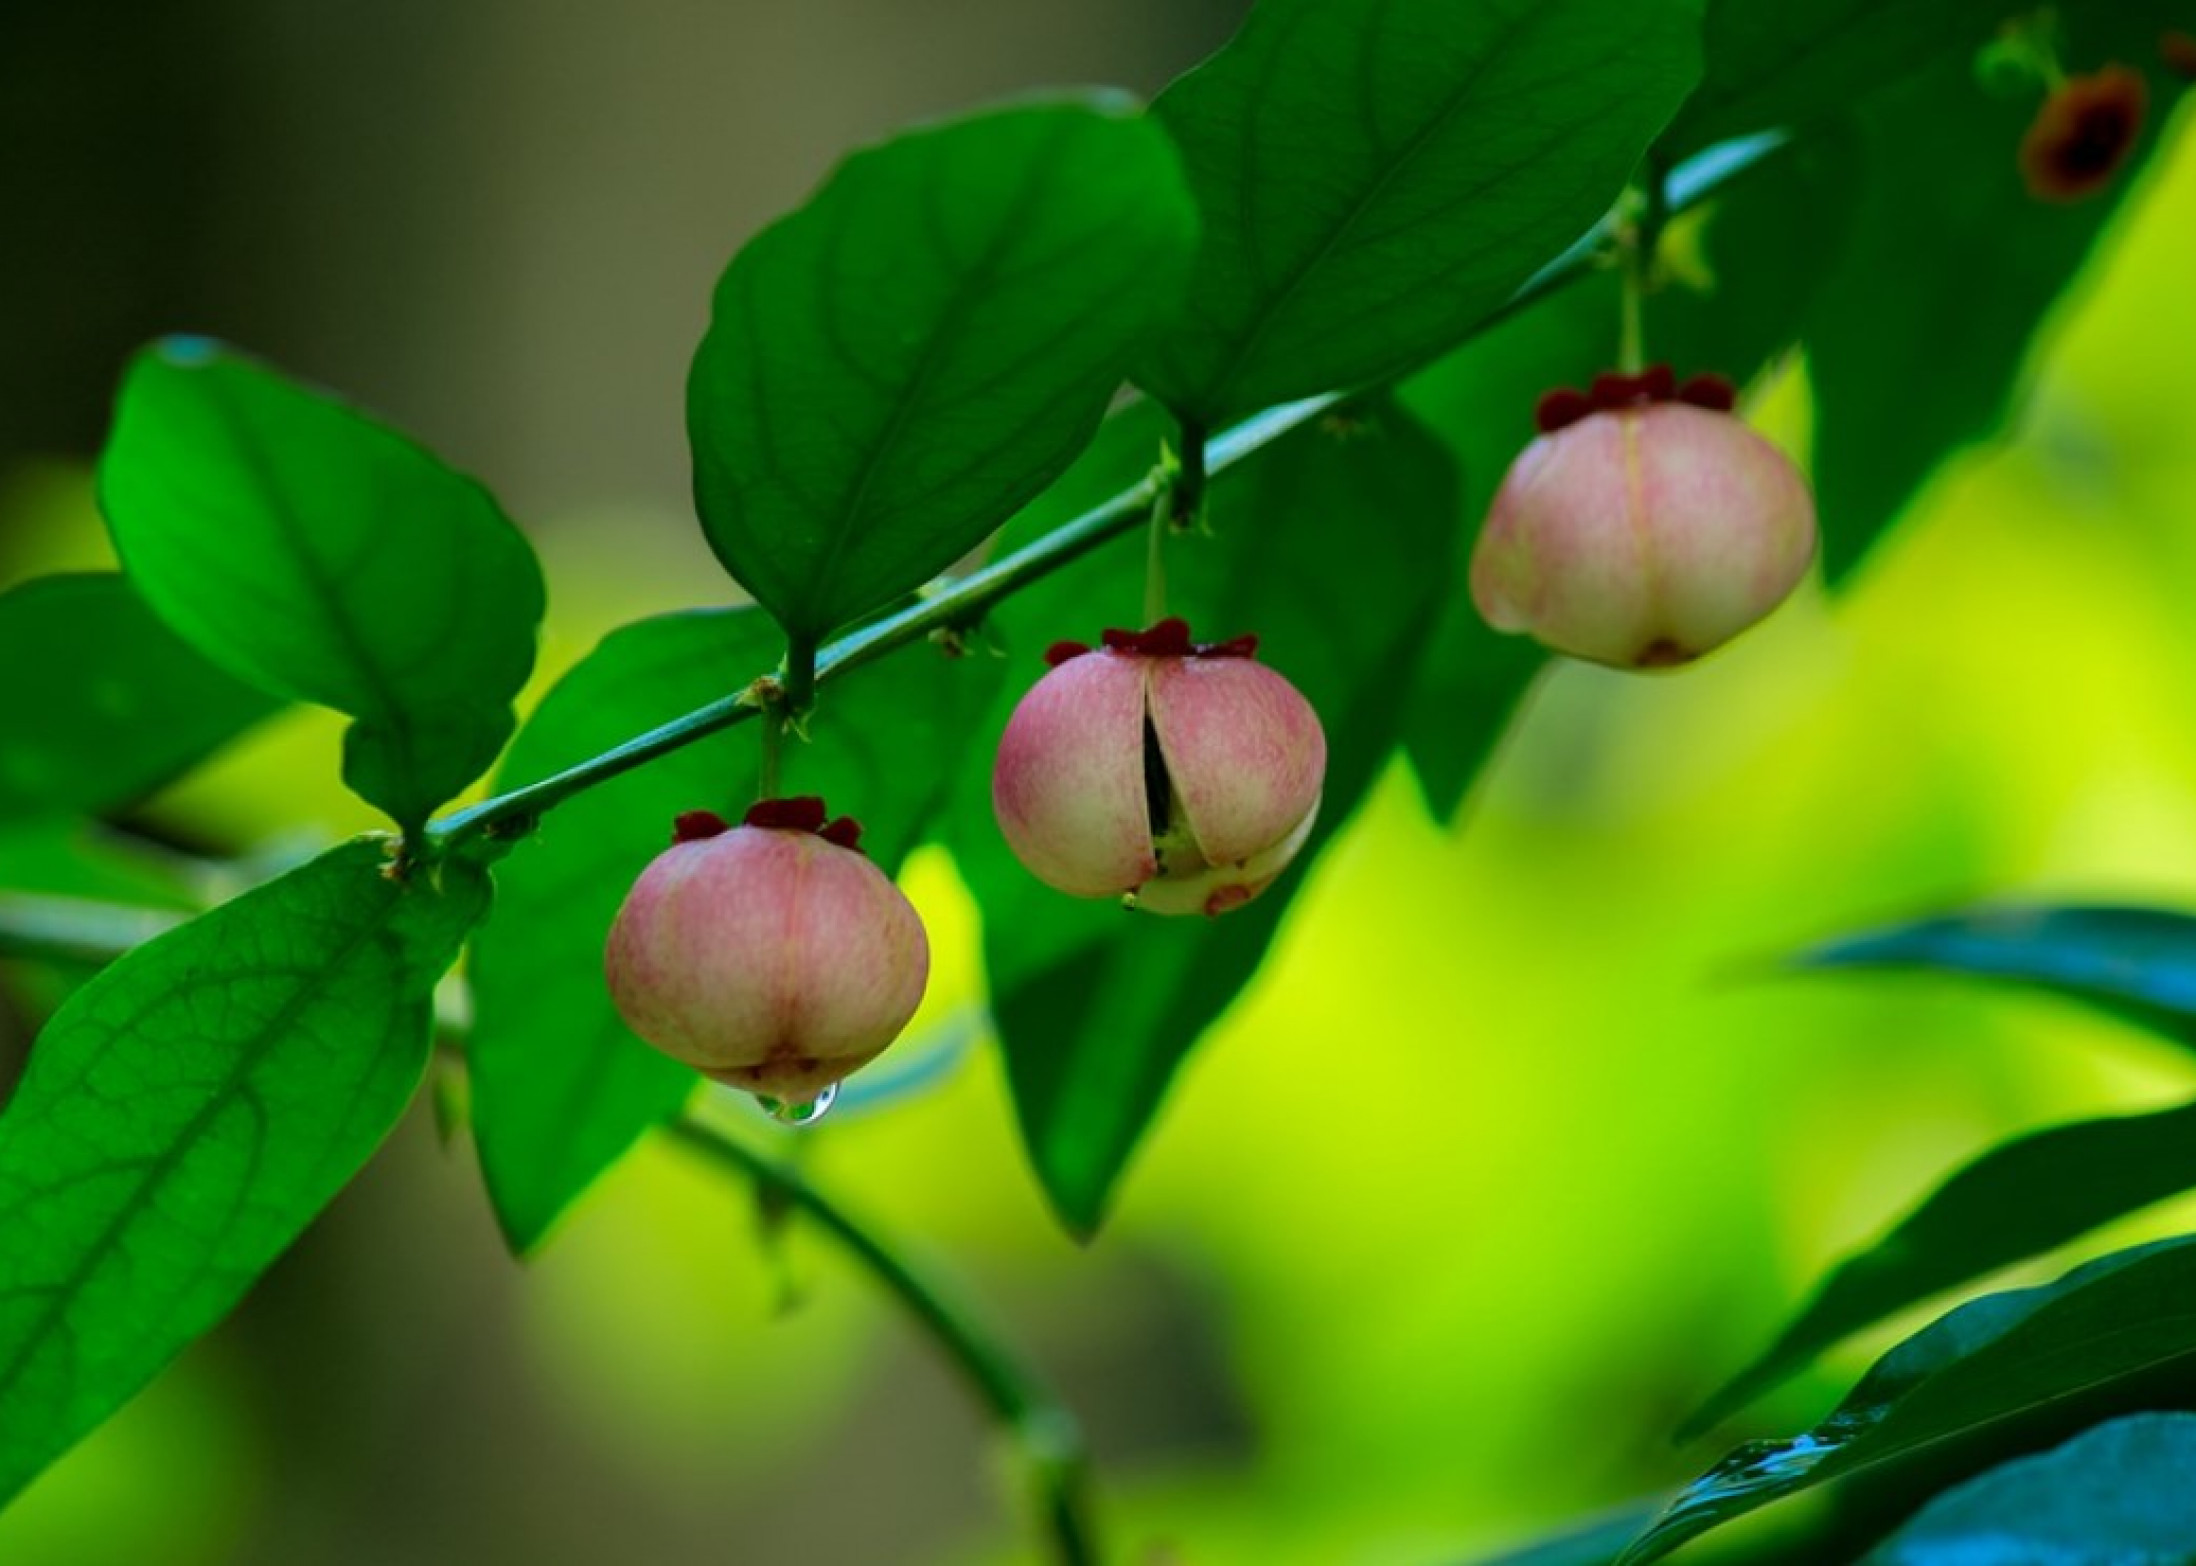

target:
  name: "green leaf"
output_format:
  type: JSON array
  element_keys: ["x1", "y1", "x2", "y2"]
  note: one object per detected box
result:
[
  {"x1": 951, "y1": 400, "x2": 1457, "y2": 1234},
  {"x1": 1685, "y1": 1098, "x2": 2196, "y2": 1439},
  {"x1": 1137, "y1": 0, "x2": 1702, "y2": 426},
  {"x1": 1791, "y1": 904, "x2": 2196, "y2": 1055},
  {"x1": 687, "y1": 96, "x2": 1197, "y2": 644},
  {"x1": 1659, "y1": 0, "x2": 2008, "y2": 158},
  {"x1": 1858, "y1": 1413, "x2": 2196, "y2": 1565},
  {"x1": 99, "y1": 339, "x2": 546, "y2": 832},
  {"x1": 1806, "y1": 25, "x2": 2175, "y2": 582},
  {"x1": 0, "y1": 838, "x2": 487, "y2": 1505},
  {"x1": 0, "y1": 573, "x2": 280, "y2": 822},
  {"x1": 467, "y1": 608, "x2": 996, "y2": 1253},
  {"x1": 1618, "y1": 1237, "x2": 2196, "y2": 1565}
]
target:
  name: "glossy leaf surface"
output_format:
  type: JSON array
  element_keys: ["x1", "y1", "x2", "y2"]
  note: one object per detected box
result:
[
  {"x1": 1139, "y1": 0, "x2": 1701, "y2": 424},
  {"x1": 467, "y1": 608, "x2": 995, "y2": 1252},
  {"x1": 0, "y1": 839, "x2": 486, "y2": 1505},
  {"x1": 99, "y1": 340, "x2": 545, "y2": 832},
  {"x1": 1621, "y1": 1238, "x2": 2196, "y2": 1564},
  {"x1": 1686, "y1": 1098, "x2": 2196, "y2": 1438},
  {"x1": 689, "y1": 96, "x2": 1196, "y2": 642},
  {"x1": 0, "y1": 574, "x2": 279, "y2": 821}
]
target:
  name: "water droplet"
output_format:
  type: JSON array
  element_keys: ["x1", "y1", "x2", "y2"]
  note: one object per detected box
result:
[{"x1": 758, "y1": 1082, "x2": 838, "y2": 1126}]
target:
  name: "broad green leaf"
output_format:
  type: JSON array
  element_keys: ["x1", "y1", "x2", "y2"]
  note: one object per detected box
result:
[
  {"x1": 467, "y1": 608, "x2": 996, "y2": 1253},
  {"x1": 1619, "y1": 1237, "x2": 2196, "y2": 1564},
  {"x1": 1806, "y1": 24, "x2": 2175, "y2": 581},
  {"x1": 688, "y1": 96, "x2": 1197, "y2": 644},
  {"x1": 0, "y1": 838, "x2": 487, "y2": 1506},
  {"x1": 0, "y1": 574, "x2": 279, "y2": 821},
  {"x1": 1137, "y1": 0, "x2": 1702, "y2": 426},
  {"x1": 1659, "y1": 0, "x2": 2008, "y2": 158},
  {"x1": 950, "y1": 400, "x2": 1457, "y2": 1234},
  {"x1": 1859, "y1": 1413, "x2": 2196, "y2": 1565},
  {"x1": 1685, "y1": 1098, "x2": 2196, "y2": 1439},
  {"x1": 1791, "y1": 904, "x2": 2196, "y2": 1055},
  {"x1": 99, "y1": 340, "x2": 546, "y2": 833}
]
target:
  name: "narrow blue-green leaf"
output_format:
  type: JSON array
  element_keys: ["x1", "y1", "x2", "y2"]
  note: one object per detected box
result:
[
  {"x1": 688, "y1": 96, "x2": 1197, "y2": 643},
  {"x1": 468, "y1": 608, "x2": 997, "y2": 1253},
  {"x1": 1138, "y1": 0, "x2": 1702, "y2": 425},
  {"x1": 1859, "y1": 1413, "x2": 2196, "y2": 1565},
  {"x1": 0, "y1": 838, "x2": 487, "y2": 1505},
  {"x1": 0, "y1": 573, "x2": 280, "y2": 822},
  {"x1": 99, "y1": 340, "x2": 546, "y2": 832},
  {"x1": 1658, "y1": 0, "x2": 2009, "y2": 158},
  {"x1": 1806, "y1": 20, "x2": 2176, "y2": 582},
  {"x1": 1619, "y1": 1237, "x2": 2196, "y2": 1565},
  {"x1": 1792, "y1": 904, "x2": 2196, "y2": 1054},
  {"x1": 1685, "y1": 1098, "x2": 2196, "y2": 1440},
  {"x1": 950, "y1": 400, "x2": 1456, "y2": 1234}
]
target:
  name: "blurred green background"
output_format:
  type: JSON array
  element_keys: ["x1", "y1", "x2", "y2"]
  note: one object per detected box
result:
[{"x1": 7, "y1": 4, "x2": 2196, "y2": 1563}]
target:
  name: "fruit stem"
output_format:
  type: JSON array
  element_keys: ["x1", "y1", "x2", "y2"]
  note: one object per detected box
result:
[
  {"x1": 1143, "y1": 485, "x2": 1169, "y2": 624},
  {"x1": 667, "y1": 1113, "x2": 1102, "y2": 1566}
]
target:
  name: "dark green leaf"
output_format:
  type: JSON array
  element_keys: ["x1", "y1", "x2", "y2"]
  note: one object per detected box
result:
[
  {"x1": 1686, "y1": 1098, "x2": 2196, "y2": 1439},
  {"x1": 1858, "y1": 1413, "x2": 2196, "y2": 1565},
  {"x1": 1619, "y1": 1237, "x2": 2196, "y2": 1564},
  {"x1": 1791, "y1": 904, "x2": 2196, "y2": 1055},
  {"x1": 0, "y1": 838, "x2": 486, "y2": 1505},
  {"x1": 951, "y1": 400, "x2": 1457, "y2": 1234},
  {"x1": 1806, "y1": 24, "x2": 2175, "y2": 582},
  {"x1": 688, "y1": 96, "x2": 1197, "y2": 643},
  {"x1": 1472, "y1": 1505, "x2": 1662, "y2": 1566},
  {"x1": 1659, "y1": 0, "x2": 2007, "y2": 158},
  {"x1": 1138, "y1": 0, "x2": 1702, "y2": 425},
  {"x1": 467, "y1": 608, "x2": 996, "y2": 1253},
  {"x1": 99, "y1": 339, "x2": 546, "y2": 832},
  {"x1": 0, "y1": 573, "x2": 280, "y2": 821}
]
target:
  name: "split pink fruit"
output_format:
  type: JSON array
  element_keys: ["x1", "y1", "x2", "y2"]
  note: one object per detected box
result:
[
  {"x1": 992, "y1": 619, "x2": 1326, "y2": 917},
  {"x1": 604, "y1": 797, "x2": 929, "y2": 1107},
  {"x1": 1471, "y1": 366, "x2": 1817, "y2": 670}
]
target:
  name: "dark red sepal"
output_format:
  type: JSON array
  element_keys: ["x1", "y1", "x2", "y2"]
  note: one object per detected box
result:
[
  {"x1": 1102, "y1": 618, "x2": 1196, "y2": 658},
  {"x1": 673, "y1": 810, "x2": 731, "y2": 843},
  {"x1": 1677, "y1": 373, "x2": 1738, "y2": 411},
  {"x1": 1044, "y1": 639, "x2": 1092, "y2": 667},
  {"x1": 743, "y1": 796, "x2": 829, "y2": 833},
  {"x1": 1095, "y1": 618, "x2": 1262, "y2": 661},
  {"x1": 819, "y1": 816, "x2": 865, "y2": 852},
  {"x1": 1589, "y1": 365, "x2": 1676, "y2": 407},
  {"x1": 1534, "y1": 387, "x2": 1594, "y2": 433}
]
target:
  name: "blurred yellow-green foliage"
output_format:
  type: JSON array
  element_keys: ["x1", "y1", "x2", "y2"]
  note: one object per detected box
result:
[{"x1": 7, "y1": 6, "x2": 2196, "y2": 1564}]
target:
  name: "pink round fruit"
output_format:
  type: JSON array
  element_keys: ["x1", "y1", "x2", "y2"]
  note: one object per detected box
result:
[
  {"x1": 992, "y1": 618, "x2": 1326, "y2": 917},
  {"x1": 1471, "y1": 367, "x2": 1817, "y2": 669},
  {"x1": 604, "y1": 797, "x2": 929, "y2": 1107}
]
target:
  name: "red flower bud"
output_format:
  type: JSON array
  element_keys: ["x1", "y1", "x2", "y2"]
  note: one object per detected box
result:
[
  {"x1": 1471, "y1": 384, "x2": 1817, "y2": 669},
  {"x1": 992, "y1": 620, "x2": 1326, "y2": 916},
  {"x1": 604, "y1": 798, "x2": 929, "y2": 1108},
  {"x1": 2019, "y1": 64, "x2": 2147, "y2": 202}
]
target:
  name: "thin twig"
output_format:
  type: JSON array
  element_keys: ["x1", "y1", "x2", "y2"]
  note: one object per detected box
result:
[{"x1": 665, "y1": 1114, "x2": 1100, "y2": 1566}]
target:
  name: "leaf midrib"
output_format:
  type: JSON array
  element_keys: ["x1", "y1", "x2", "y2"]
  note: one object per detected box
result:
[{"x1": 0, "y1": 867, "x2": 410, "y2": 1450}]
